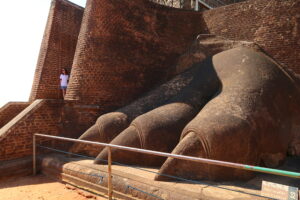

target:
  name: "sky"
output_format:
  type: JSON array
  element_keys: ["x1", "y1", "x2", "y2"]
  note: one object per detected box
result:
[{"x1": 0, "y1": 0, "x2": 86, "y2": 108}]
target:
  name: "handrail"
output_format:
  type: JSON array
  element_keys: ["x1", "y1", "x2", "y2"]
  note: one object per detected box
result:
[
  {"x1": 196, "y1": 0, "x2": 227, "y2": 10},
  {"x1": 150, "y1": 0, "x2": 243, "y2": 10},
  {"x1": 196, "y1": 0, "x2": 213, "y2": 10},
  {"x1": 33, "y1": 133, "x2": 300, "y2": 179},
  {"x1": 214, "y1": 0, "x2": 227, "y2": 6}
]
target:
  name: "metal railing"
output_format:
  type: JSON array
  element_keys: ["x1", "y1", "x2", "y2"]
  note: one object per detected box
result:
[
  {"x1": 151, "y1": 0, "x2": 246, "y2": 10},
  {"x1": 195, "y1": 0, "x2": 226, "y2": 10},
  {"x1": 33, "y1": 133, "x2": 300, "y2": 200}
]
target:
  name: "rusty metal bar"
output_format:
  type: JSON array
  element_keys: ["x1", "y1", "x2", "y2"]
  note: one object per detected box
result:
[
  {"x1": 196, "y1": 0, "x2": 213, "y2": 9},
  {"x1": 195, "y1": 0, "x2": 199, "y2": 11},
  {"x1": 33, "y1": 134, "x2": 36, "y2": 175},
  {"x1": 108, "y1": 147, "x2": 113, "y2": 200},
  {"x1": 34, "y1": 133, "x2": 300, "y2": 179}
]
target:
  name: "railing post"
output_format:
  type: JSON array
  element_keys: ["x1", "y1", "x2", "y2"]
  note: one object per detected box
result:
[
  {"x1": 108, "y1": 147, "x2": 113, "y2": 200},
  {"x1": 195, "y1": 0, "x2": 199, "y2": 11},
  {"x1": 33, "y1": 134, "x2": 36, "y2": 175}
]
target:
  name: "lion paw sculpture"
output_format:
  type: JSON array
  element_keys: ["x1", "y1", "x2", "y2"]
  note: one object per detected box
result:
[{"x1": 71, "y1": 42, "x2": 300, "y2": 181}]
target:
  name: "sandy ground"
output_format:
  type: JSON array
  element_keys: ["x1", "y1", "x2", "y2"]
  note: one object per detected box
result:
[{"x1": 0, "y1": 175, "x2": 109, "y2": 200}]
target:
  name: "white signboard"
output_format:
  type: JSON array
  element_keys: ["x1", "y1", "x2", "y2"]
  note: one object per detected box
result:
[{"x1": 261, "y1": 181, "x2": 298, "y2": 200}]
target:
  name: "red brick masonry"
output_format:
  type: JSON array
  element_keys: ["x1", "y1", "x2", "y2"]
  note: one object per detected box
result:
[
  {"x1": 29, "y1": 0, "x2": 83, "y2": 101},
  {"x1": 0, "y1": 102, "x2": 29, "y2": 128},
  {"x1": 0, "y1": 100, "x2": 62, "y2": 161},
  {"x1": 203, "y1": 0, "x2": 300, "y2": 73}
]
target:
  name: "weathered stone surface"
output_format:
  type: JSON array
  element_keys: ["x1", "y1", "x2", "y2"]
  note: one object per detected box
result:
[
  {"x1": 156, "y1": 47, "x2": 300, "y2": 180},
  {"x1": 71, "y1": 35, "x2": 257, "y2": 156},
  {"x1": 85, "y1": 46, "x2": 300, "y2": 180},
  {"x1": 95, "y1": 58, "x2": 221, "y2": 166},
  {"x1": 174, "y1": 34, "x2": 260, "y2": 74},
  {"x1": 71, "y1": 66, "x2": 199, "y2": 155},
  {"x1": 73, "y1": 34, "x2": 300, "y2": 180}
]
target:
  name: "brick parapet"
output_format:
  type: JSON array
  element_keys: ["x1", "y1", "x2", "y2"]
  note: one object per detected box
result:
[
  {"x1": 0, "y1": 102, "x2": 30, "y2": 128},
  {"x1": 0, "y1": 99, "x2": 63, "y2": 161},
  {"x1": 0, "y1": 99, "x2": 104, "y2": 161},
  {"x1": 29, "y1": 0, "x2": 84, "y2": 101}
]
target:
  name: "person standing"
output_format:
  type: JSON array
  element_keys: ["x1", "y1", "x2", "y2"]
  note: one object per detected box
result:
[{"x1": 60, "y1": 68, "x2": 69, "y2": 98}]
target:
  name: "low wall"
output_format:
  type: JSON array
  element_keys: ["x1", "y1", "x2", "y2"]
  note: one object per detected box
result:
[
  {"x1": 0, "y1": 102, "x2": 29, "y2": 128},
  {"x1": 0, "y1": 99, "x2": 104, "y2": 161},
  {"x1": 0, "y1": 100, "x2": 63, "y2": 161}
]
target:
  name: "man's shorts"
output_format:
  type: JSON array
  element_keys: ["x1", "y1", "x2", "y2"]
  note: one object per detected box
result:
[{"x1": 61, "y1": 86, "x2": 67, "y2": 89}]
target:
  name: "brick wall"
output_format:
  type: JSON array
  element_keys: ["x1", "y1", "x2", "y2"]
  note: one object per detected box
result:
[
  {"x1": 0, "y1": 102, "x2": 29, "y2": 128},
  {"x1": 203, "y1": 0, "x2": 300, "y2": 74},
  {"x1": 53, "y1": 101, "x2": 104, "y2": 150},
  {"x1": 29, "y1": 0, "x2": 84, "y2": 101},
  {"x1": 0, "y1": 100, "x2": 63, "y2": 161},
  {"x1": 0, "y1": 99, "x2": 104, "y2": 161},
  {"x1": 65, "y1": 0, "x2": 205, "y2": 111},
  {"x1": 59, "y1": 102, "x2": 103, "y2": 139}
]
